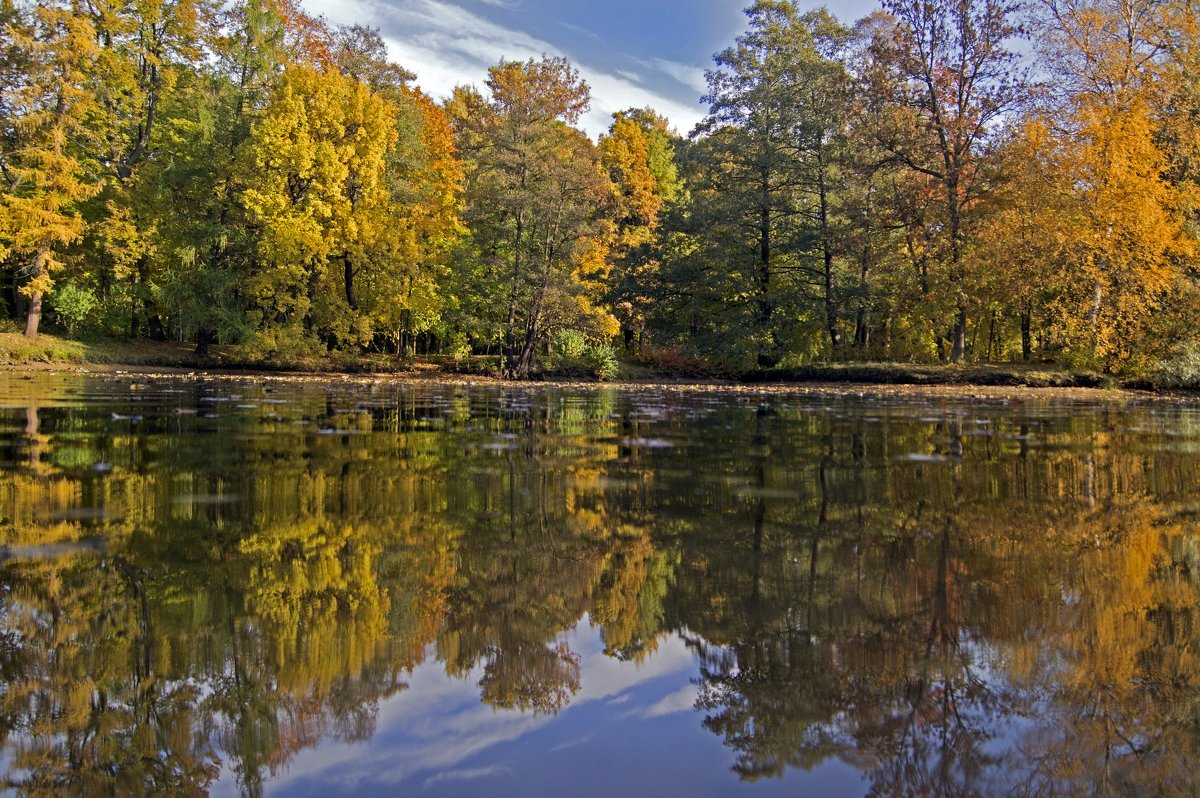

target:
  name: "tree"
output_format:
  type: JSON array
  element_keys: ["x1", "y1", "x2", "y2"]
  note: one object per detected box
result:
[
  {"x1": 452, "y1": 57, "x2": 614, "y2": 378},
  {"x1": 1035, "y1": 0, "x2": 1197, "y2": 369},
  {"x1": 872, "y1": 0, "x2": 1026, "y2": 361},
  {"x1": 240, "y1": 64, "x2": 397, "y2": 350},
  {"x1": 83, "y1": 0, "x2": 216, "y2": 340},
  {"x1": 599, "y1": 108, "x2": 681, "y2": 351},
  {"x1": 0, "y1": 0, "x2": 101, "y2": 338},
  {"x1": 690, "y1": 2, "x2": 855, "y2": 366}
]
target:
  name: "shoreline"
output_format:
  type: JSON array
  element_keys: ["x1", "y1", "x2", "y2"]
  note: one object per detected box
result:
[{"x1": 4, "y1": 361, "x2": 1183, "y2": 405}]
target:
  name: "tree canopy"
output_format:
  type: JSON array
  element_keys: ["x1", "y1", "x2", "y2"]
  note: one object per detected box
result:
[{"x1": 2, "y1": 0, "x2": 1200, "y2": 378}]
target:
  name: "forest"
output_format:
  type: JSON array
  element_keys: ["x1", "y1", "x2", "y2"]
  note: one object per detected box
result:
[{"x1": 2, "y1": 0, "x2": 1199, "y2": 379}]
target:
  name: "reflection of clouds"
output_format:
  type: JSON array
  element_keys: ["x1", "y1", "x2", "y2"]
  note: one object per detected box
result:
[
  {"x1": 253, "y1": 628, "x2": 696, "y2": 794},
  {"x1": 421, "y1": 764, "x2": 514, "y2": 789},
  {"x1": 638, "y1": 684, "x2": 699, "y2": 719}
]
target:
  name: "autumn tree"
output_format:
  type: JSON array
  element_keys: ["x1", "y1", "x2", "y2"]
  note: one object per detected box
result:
[
  {"x1": 1034, "y1": 0, "x2": 1197, "y2": 369},
  {"x1": 686, "y1": 2, "x2": 856, "y2": 366},
  {"x1": 871, "y1": 0, "x2": 1026, "y2": 362},
  {"x1": 451, "y1": 57, "x2": 615, "y2": 378},
  {"x1": 599, "y1": 108, "x2": 681, "y2": 351},
  {"x1": 241, "y1": 64, "x2": 397, "y2": 351},
  {"x1": 0, "y1": 0, "x2": 101, "y2": 338}
]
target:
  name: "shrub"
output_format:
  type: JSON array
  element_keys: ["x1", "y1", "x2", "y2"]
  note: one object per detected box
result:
[
  {"x1": 449, "y1": 332, "x2": 472, "y2": 364},
  {"x1": 236, "y1": 325, "x2": 325, "y2": 366},
  {"x1": 48, "y1": 283, "x2": 99, "y2": 336},
  {"x1": 554, "y1": 329, "x2": 588, "y2": 359},
  {"x1": 546, "y1": 329, "x2": 618, "y2": 380},
  {"x1": 1153, "y1": 341, "x2": 1200, "y2": 389},
  {"x1": 636, "y1": 346, "x2": 709, "y2": 377},
  {"x1": 583, "y1": 342, "x2": 618, "y2": 380}
]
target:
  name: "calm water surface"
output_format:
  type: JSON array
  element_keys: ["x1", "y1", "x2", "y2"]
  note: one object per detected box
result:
[{"x1": 1, "y1": 372, "x2": 1199, "y2": 797}]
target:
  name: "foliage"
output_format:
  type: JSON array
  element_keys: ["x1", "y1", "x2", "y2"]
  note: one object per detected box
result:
[
  {"x1": 548, "y1": 329, "x2": 619, "y2": 379},
  {"x1": 1, "y1": 0, "x2": 1200, "y2": 379},
  {"x1": 46, "y1": 282, "x2": 97, "y2": 335},
  {"x1": 1152, "y1": 340, "x2": 1200, "y2": 388}
]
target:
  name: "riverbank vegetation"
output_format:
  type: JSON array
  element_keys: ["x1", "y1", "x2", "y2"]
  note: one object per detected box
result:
[{"x1": 3, "y1": 0, "x2": 1200, "y2": 383}]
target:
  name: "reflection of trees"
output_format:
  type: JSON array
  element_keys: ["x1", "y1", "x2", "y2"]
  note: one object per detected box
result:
[
  {"x1": 0, "y1": 381, "x2": 677, "y2": 792},
  {"x1": 675, "y1": 406, "x2": 1200, "y2": 795},
  {"x1": 1, "y1": 556, "x2": 219, "y2": 796},
  {"x1": 3, "y1": 378, "x2": 1200, "y2": 795}
]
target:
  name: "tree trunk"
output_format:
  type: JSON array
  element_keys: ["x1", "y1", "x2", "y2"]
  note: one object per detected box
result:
[
  {"x1": 136, "y1": 257, "x2": 167, "y2": 341},
  {"x1": 818, "y1": 150, "x2": 842, "y2": 352},
  {"x1": 149, "y1": 314, "x2": 167, "y2": 341},
  {"x1": 509, "y1": 260, "x2": 552, "y2": 379},
  {"x1": 343, "y1": 256, "x2": 358, "y2": 311},
  {"x1": 1020, "y1": 302, "x2": 1032, "y2": 361},
  {"x1": 195, "y1": 327, "x2": 216, "y2": 357},
  {"x1": 1089, "y1": 281, "x2": 1104, "y2": 357},
  {"x1": 756, "y1": 166, "x2": 777, "y2": 368},
  {"x1": 504, "y1": 201, "x2": 527, "y2": 369},
  {"x1": 949, "y1": 307, "x2": 967, "y2": 363},
  {"x1": 23, "y1": 250, "x2": 49, "y2": 339},
  {"x1": 855, "y1": 308, "x2": 869, "y2": 347}
]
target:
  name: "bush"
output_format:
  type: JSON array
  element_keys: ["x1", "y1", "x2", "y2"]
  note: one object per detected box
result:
[
  {"x1": 48, "y1": 283, "x2": 99, "y2": 336},
  {"x1": 1152, "y1": 341, "x2": 1200, "y2": 389},
  {"x1": 582, "y1": 342, "x2": 618, "y2": 380},
  {"x1": 636, "y1": 346, "x2": 710, "y2": 377},
  {"x1": 554, "y1": 329, "x2": 588, "y2": 359},
  {"x1": 235, "y1": 325, "x2": 326, "y2": 366},
  {"x1": 546, "y1": 329, "x2": 618, "y2": 380},
  {"x1": 449, "y1": 331, "x2": 472, "y2": 364}
]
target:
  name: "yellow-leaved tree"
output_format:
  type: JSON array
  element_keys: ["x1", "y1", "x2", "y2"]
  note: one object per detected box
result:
[
  {"x1": 1059, "y1": 97, "x2": 1195, "y2": 369},
  {"x1": 241, "y1": 64, "x2": 397, "y2": 352},
  {"x1": 0, "y1": 0, "x2": 101, "y2": 338}
]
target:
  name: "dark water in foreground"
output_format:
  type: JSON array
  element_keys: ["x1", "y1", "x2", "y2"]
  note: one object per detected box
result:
[{"x1": 1, "y1": 372, "x2": 1198, "y2": 797}]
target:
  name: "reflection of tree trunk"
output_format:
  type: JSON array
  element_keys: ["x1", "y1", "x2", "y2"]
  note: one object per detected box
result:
[
  {"x1": 25, "y1": 406, "x2": 41, "y2": 469},
  {"x1": 751, "y1": 409, "x2": 770, "y2": 603},
  {"x1": 113, "y1": 557, "x2": 154, "y2": 685},
  {"x1": 752, "y1": 473, "x2": 765, "y2": 605},
  {"x1": 1083, "y1": 453, "x2": 1096, "y2": 509},
  {"x1": 810, "y1": 435, "x2": 834, "y2": 631}
]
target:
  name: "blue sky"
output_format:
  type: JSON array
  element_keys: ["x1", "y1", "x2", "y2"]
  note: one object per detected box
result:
[{"x1": 302, "y1": 0, "x2": 881, "y2": 137}]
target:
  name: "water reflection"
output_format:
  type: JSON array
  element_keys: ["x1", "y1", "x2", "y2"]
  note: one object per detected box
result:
[{"x1": 1, "y1": 373, "x2": 1199, "y2": 796}]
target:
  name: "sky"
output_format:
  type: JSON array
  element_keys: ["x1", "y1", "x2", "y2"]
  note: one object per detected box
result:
[{"x1": 301, "y1": 0, "x2": 881, "y2": 138}]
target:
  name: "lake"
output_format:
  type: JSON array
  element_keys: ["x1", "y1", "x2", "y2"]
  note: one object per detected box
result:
[{"x1": 1, "y1": 372, "x2": 1198, "y2": 797}]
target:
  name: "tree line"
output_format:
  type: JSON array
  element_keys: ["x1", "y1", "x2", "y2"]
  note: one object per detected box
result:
[{"x1": 2, "y1": 0, "x2": 1198, "y2": 377}]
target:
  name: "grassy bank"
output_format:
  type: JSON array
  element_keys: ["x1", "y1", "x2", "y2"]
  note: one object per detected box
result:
[
  {"x1": 743, "y1": 362, "x2": 1115, "y2": 389},
  {"x1": 0, "y1": 331, "x2": 1137, "y2": 390},
  {"x1": 0, "y1": 332, "x2": 418, "y2": 373}
]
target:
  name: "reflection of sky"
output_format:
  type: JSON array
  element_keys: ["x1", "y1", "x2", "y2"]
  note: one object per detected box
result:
[{"x1": 218, "y1": 624, "x2": 866, "y2": 797}]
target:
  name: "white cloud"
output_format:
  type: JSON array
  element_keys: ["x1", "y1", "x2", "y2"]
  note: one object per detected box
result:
[
  {"x1": 422, "y1": 765, "x2": 514, "y2": 789},
  {"x1": 648, "y1": 57, "x2": 710, "y2": 97},
  {"x1": 302, "y1": 0, "x2": 706, "y2": 137}
]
